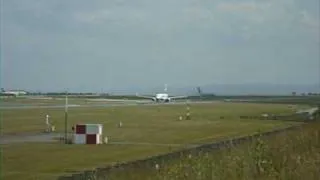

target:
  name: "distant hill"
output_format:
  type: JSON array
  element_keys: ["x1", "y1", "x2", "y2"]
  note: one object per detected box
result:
[
  {"x1": 178, "y1": 83, "x2": 320, "y2": 96},
  {"x1": 119, "y1": 83, "x2": 320, "y2": 96}
]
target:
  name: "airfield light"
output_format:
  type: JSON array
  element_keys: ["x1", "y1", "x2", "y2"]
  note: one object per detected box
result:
[
  {"x1": 186, "y1": 103, "x2": 191, "y2": 120},
  {"x1": 118, "y1": 121, "x2": 123, "y2": 128},
  {"x1": 104, "y1": 136, "x2": 109, "y2": 144}
]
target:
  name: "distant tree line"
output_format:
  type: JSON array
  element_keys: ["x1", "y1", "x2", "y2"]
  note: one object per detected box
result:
[{"x1": 292, "y1": 92, "x2": 320, "y2": 96}]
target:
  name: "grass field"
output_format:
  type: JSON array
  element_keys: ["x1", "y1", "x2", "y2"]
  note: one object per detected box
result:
[
  {"x1": 0, "y1": 100, "x2": 304, "y2": 180},
  {"x1": 105, "y1": 122, "x2": 320, "y2": 180}
]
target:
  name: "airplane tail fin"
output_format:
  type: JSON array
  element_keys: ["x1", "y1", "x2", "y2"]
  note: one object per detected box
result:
[
  {"x1": 164, "y1": 84, "x2": 168, "y2": 92},
  {"x1": 197, "y1": 87, "x2": 202, "y2": 95},
  {"x1": 197, "y1": 86, "x2": 203, "y2": 99}
]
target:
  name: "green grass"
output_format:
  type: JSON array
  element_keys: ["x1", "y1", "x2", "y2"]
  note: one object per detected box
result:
[
  {"x1": 2, "y1": 143, "x2": 181, "y2": 180},
  {"x1": 105, "y1": 122, "x2": 320, "y2": 180},
  {"x1": 1, "y1": 101, "x2": 303, "y2": 180}
]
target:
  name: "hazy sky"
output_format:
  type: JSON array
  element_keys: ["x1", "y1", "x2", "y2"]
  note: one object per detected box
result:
[{"x1": 1, "y1": 0, "x2": 319, "y2": 92}]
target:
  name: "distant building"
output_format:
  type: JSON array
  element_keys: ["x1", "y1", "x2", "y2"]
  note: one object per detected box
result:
[{"x1": 0, "y1": 89, "x2": 27, "y2": 96}]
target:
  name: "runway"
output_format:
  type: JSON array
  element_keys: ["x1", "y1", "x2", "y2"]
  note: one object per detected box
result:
[
  {"x1": 0, "y1": 132, "x2": 63, "y2": 144},
  {"x1": 0, "y1": 99, "x2": 216, "y2": 110}
]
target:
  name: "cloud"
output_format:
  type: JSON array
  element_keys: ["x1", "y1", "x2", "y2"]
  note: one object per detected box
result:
[
  {"x1": 1, "y1": 0, "x2": 319, "y2": 91},
  {"x1": 299, "y1": 11, "x2": 320, "y2": 42},
  {"x1": 73, "y1": 8, "x2": 146, "y2": 25},
  {"x1": 300, "y1": 10, "x2": 320, "y2": 29},
  {"x1": 183, "y1": 6, "x2": 215, "y2": 21},
  {"x1": 73, "y1": 10, "x2": 111, "y2": 24},
  {"x1": 213, "y1": 0, "x2": 319, "y2": 43},
  {"x1": 216, "y1": 2, "x2": 260, "y2": 12}
]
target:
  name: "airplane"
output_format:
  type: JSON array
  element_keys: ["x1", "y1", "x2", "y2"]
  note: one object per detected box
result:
[
  {"x1": 136, "y1": 84, "x2": 188, "y2": 103},
  {"x1": 0, "y1": 88, "x2": 27, "y2": 97}
]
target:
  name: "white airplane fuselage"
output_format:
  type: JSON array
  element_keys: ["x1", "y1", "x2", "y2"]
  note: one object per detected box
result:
[
  {"x1": 136, "y1": 84, "x2": 187, "y2": 103},
  {"x1": 154, "y1": 93, "x2": 171, "y2": 102},
  {"x1": 1, "y1": 90, "x2": 27, "y2": 96}
]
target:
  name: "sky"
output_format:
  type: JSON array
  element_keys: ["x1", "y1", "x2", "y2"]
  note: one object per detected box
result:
[{"x1": 1, "y1": 0, "x2": 319, "y2": 93}]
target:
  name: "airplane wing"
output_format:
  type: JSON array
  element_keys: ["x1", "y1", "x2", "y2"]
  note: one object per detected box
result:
[
  {"x1": 135, "y1": 93, "x2": 155, "y2": 99},
  {"x1": 169, "y1": 96, "x2": 188, "y2": 100},
  {"x1": 86, "y1": 98, "x2": 153, "y2": 104},
  {"x1": 87, "y1": 98, "x2": 139, "y2": 102}
]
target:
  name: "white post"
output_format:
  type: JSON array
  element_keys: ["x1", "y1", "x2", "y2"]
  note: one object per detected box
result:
[
  {"x1": 65, "y1": 93, "x2": 68, "y2": 113},
  {"x1": 64, "y1": 92, "x2": 68, "y2": 144},
  {"x1": 46, "y1": 114, "x2": 50, "y2": 132}
]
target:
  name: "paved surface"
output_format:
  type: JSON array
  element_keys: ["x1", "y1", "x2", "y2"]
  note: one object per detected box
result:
[
  {"x1": 0, "y1": 132, "x2": 63, "y2": 144},
  {"x1": 0, "y1": 100, "x2": 216, "y2": 110}
]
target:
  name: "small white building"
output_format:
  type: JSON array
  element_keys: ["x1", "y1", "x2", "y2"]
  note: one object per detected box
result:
[{"x1": 73, "y1": 124, "x2": 103, "y2": 144}]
